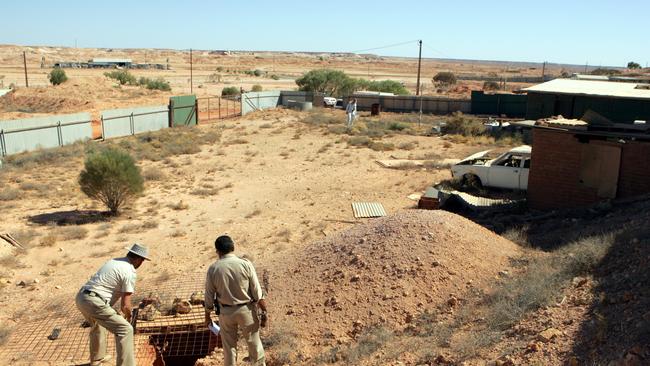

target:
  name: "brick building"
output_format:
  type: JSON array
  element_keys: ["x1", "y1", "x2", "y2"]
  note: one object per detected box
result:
[{"x1": 528, "y1": 123, "x2": 650, "y2": 210}]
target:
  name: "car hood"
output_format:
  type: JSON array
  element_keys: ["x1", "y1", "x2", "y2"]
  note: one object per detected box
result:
[{"x1": 457, "y1": 150, "x2": 491, "y2": 164}]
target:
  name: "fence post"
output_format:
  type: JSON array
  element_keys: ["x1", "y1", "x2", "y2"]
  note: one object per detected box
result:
[
  {"x1": 195, "y1": 99, "x2": 199, "y2": 125},
  {"x1": 218, "y1": 97, "x2": 221, "y2": 120},
  {"x1": 0, "y1": 129, "x2": 5, "y2": 157},
  {"x1": 168, "y1": 100, "x2": 173, "y2": 128},
  {"x1": 101, "y1": 116, "x2": 106, "y2": 141},
  {"x1": 56, "y1": 121, "x2": 63, "y2": 147},
  {"x1": 130, "y1": 113, "x2": 135, "y2": 135}
]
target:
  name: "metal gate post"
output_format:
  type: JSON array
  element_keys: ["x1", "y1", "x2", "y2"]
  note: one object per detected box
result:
[
  {"x1": 130, "y1": 113, "x2": 135, "y2": 135},
  {"x1": 0, "y1": 129, "x2": 6, "y2": 157},
  {"x1": 101, "y1": 116, "x2": 106, "y2": 141},
  {"x1": 57, "y1": 121, "x2": 63, "y2": 147}
]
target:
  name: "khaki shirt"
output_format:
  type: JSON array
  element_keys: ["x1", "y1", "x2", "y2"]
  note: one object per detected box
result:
[{"x1": 205, "y1": 254, "x2": 264, "y2": 310}]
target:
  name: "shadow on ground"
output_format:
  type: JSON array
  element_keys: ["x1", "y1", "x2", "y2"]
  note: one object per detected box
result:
[
  {"x1": 28, "y1": 210, "x2": 110, "y2": 225},
  {"x1": 447, "y1": 196, "x2": 650, "y2": 364}
]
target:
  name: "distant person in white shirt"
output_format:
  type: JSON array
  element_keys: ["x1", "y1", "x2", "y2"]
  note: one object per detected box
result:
[
  {"x1": 346, "y1": 98, "x2": 357, "y2": 128},
  {"x1": 75, "y1": 244, "x2": 151, "y2": 366}
]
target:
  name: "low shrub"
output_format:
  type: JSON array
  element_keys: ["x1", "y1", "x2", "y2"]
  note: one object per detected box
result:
[
  {"x1": 49, "y1": 68, "x2": 68, "y2": 85},
  {"x1": 251, "y1": 84, "x2": 263, "y2": 92},
  {"x1": 105, "y1": 70, "x2": 137, "y2": 85},
  {"x1": 79, "y1": 147, "x2": 144, "y2": 215},
  {"x1": 221, "y1": 86, "x2": 240, "y2": 96},
  {"x1": 442, "y1": 112, "x2": 486, "y2": 136}
]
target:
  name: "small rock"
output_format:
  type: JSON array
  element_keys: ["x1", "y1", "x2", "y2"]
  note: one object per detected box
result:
[
  {"x1": 498, "y1": 270, "x2": 510, "y2": 277},
  {"x1": 17, "y1": 280, "x2": 27, "y2": 287},
  {"x1": 350, "y1": 275, "x2": 361, "y2": 282},
  {"x1": 538, "y1": 328, "x2": 562, "y2": 342},
  {"x1": 526, "y1": 342, "x2": 542, "y2": 352},
  {"x1": 33, "y1": 278, "x2": 40, "y2": 284},
  {"x1": 55, "y1": 285, "x2": 62, "y2": 290},
  {"x1": 432, "y1": 260, "x2": 440, "y2": 267},
  {"x1": 447, "y1": 296, "x2": 458, "y2": 307},
  {"x1": 58, "y1": 247, "x2": 64, "y2": 252}
]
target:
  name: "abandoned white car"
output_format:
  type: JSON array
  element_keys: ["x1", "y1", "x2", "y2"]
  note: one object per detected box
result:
[{"x1": 450, "y1": 145, "x2": 531, "y2": 190}]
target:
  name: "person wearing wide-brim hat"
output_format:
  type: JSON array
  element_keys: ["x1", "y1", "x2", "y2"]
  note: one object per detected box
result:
[{"x1": 75, "y1": 243, "x2": 151, "y2": 366}]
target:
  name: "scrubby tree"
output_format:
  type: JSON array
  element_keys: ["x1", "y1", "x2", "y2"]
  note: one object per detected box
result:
[
  {"x1": 104, "y1": 70, "x2": 137, "y2": 85},
  {"x1": 221, "y1": 86, "x2": 240, "y2": 96},
  {"x1": 361, "y1": 80, "x2": 409, "y2": 95},
  {"x1": 627, "y1": 61, "x2": 641, "y2": 69},
  {"x1": 433, "y1": 72, "x2": 457, "y2": 86},
  {"x1": 49, "y1": 68, "x2": 68, "y2": 86},
  {"x1": 79, "y1": 147, "x2": 144, "y2": 215},
  {"x1": 251, "y1": 84, "x2": 263, "y2": 92},
  {"x1": 295, "y1": 69, "x2": 358, "y2": 97}
]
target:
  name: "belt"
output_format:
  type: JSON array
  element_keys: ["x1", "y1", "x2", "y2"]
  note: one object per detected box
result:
[
  {"x1": 220, "y1": 302, "x2": 251, "y2": 308},
  {"x1": 83, "y1": 289, "x2": 107, "y2": 303}
]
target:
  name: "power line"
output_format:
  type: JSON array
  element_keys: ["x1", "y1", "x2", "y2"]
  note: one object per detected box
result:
[
  {"x1": 421, "y1": 43, "x2": 450, "y2": 59},
  {"x1": 349, "y1": 39, "x2": 420, "y2": 54}
]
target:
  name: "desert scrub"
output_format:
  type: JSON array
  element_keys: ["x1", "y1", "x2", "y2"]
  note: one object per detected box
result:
[{"x1": 79, "y1": 147, "x2": 144, "y2": 215}]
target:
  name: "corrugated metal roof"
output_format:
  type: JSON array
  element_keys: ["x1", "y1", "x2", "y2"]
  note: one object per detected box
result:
[
  {"x1": 352, "y1": 202, "x2": 387, "y2": 218},
  {"x1": 524, "y1": 79, "x2": 650, "y2": 100}
]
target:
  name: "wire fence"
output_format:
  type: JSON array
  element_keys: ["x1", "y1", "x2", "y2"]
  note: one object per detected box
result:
[{"x1": 197, "y1": 96, "x2": 241, "y2": 123}]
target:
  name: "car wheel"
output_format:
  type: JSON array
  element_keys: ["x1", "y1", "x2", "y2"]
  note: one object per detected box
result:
[{"x1": 462, "y1": 174, "x2": 483, "y2": 190}]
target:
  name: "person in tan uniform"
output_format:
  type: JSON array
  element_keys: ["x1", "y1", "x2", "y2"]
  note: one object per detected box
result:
[{"x1": 205, "y1": 235, "x2": 267, "y2": 366}]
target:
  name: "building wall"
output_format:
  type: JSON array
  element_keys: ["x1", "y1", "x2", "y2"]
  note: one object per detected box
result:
[
  {"x1": 526, "y1": 92, "x2": 650, "y2": 123},
  {"x1": 528, "y1": 128, "x2": 650, "y2": 210}
]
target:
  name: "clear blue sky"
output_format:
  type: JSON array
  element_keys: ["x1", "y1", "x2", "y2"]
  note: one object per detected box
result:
[{"x1": 1, "y1": 0, "x2": 648, "y2": 67}]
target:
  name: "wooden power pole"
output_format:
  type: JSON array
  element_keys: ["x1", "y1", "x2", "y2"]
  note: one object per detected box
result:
[
  {"x1": 416, "y1": 40, "x2": 422, "y2": 96},
  {"x1": 23, "y1": 51, "x2": 29, "y2": 87},
  {"x1": 190, "y1": 48, "x2": 193, "y2": 94}
]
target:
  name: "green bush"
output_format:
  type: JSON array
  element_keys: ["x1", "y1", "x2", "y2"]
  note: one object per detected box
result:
[
  {"x1": 442, "y1": 112, "x2": 486, "y2": 136},
  {"x1": 627, "y1": 61, "x2": 641, "y2": 69},
  {"x1": 270, "y1": 74, "x2": 280, "y2": 80},
  {"x1": 140, "y1": 77, "x2": 171, "y2": 91},
  {"x1": 433, "y1": 71, "x2": 457, "y2": 85},
  {"x1": 296, "y1": 69, "x2": 359, "y2": 97},
  {"x1": 48, "y1": 68, "x2": 68, "y2": 85},
  {"x1": 253, "y1": 69, "x2": 263, "y2": 77},
  {"x1": 104, "y1": 70, "x2": 137, "y2": 85},
  {"x1": 221, "y1": 86, "x2": 240, "y2": 96},
  {"x1": 79, "y1": 147, "x2": 144, "y2": 215},
  {"x1": 361, "y1": 80, "x2": 409, "y2": 95},
  {"x1": 251, "y1": 84, "x2": 263, "y2": 92}
]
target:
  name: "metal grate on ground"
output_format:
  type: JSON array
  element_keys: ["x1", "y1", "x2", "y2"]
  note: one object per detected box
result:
[
  {"x1": 351, "y1": 202, "x2": 387, "y2": 218},
  {"x1": 0, "y1": 272, "x2": 219, "y2": 365}
]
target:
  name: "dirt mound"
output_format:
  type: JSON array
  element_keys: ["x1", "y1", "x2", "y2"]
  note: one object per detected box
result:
[
  {"x1": 268, "y1": 210, "x2": 521, "y2": 346},
  {"x1": 0, "y1": 76, "x2": 169, "y2": 119}
]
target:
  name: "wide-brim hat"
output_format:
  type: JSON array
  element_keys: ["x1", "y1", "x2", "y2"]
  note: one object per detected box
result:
[{"x1": 125, "y1": 243, "x2": 151, "y2": 261}]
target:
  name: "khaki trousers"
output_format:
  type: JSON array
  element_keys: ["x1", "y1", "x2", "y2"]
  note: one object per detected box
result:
[
  {"x1": 75, "y1": 290, "x2": 135, "y2": 366},
  {"x1": 219, "y1": 303, "x2": 265, "y2": 366}
]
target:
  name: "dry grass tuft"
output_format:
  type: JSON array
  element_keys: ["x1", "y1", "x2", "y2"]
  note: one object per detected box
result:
[
  {"x1": 142, "y1": 168, "x2": 166, "y2": 181},
  {"x1": 167, "y1": 200, "x2": 189, "y2": 210},
  {"x1": 245, "y1": 209, "x2": 262, "y2": 219},
  {"x1": 0, "y1": 188, "x2": 21, "y2": 201},
  {"x1": 55, "y1": 226, "x2": 88, "y2": 241},
  {"x1": 170, "y1": 229, "x2": 186, "y2": 238}
]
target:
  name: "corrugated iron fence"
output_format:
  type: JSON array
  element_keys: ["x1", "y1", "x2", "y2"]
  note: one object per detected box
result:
[{"x1": 0, "y1": 95, "x2": 242, "y2": 157}]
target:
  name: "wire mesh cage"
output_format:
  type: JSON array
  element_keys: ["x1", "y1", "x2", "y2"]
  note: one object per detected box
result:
[{"x1": 0, "y1": 273, "x2": 219, "y2": 365}]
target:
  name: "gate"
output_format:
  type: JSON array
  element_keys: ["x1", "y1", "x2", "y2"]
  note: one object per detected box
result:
[
  {"x1": 169, "y1": 95, "x2": 198, "y2": 127},
  {"x1": 196, "y1": 96, "x2": 241, "y2": 123}
]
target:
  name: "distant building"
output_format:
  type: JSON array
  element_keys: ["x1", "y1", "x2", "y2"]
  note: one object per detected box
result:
[
  {"x1": 88, "y1": 58, "x2": 132, "y2": 68},
  {"x1": 524, "y1": 79, "x2": 650, "y2": 123}
]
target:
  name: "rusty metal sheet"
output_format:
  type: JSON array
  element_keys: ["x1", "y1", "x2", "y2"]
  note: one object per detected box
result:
[{"x1": 352, "y1": 202, "x2": 387, "y2": 218}]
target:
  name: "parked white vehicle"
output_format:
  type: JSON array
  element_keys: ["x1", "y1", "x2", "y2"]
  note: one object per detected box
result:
[
  {"x1": 323, "y1": 97, "x2": 337, "y2": 107},
  {"x1": 450, "y1": 145, "x2": 531, "y2": 190}
]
